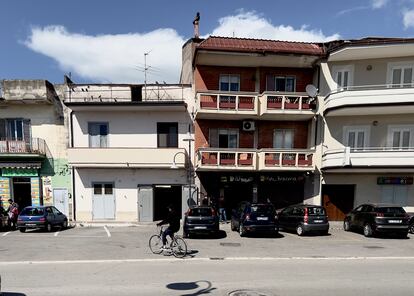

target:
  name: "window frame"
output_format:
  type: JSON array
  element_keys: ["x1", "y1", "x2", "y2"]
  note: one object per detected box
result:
[
  {"x1": 265, "y1": 75, "x2": 297, "y2": 92},
  {"x1": 273, "y1": 129, "x2": 295, "y2": 149},
  {"x1": 219, "y1": 74, "x2": 240, "y2": 92},
  {"x1": 157, "y1": 122, "x2": 179, "y2": 148},
  {"x1": 209, "y1": 128, "x2": 239, "y2": 148},
  {"x1": 343, "y1": 125, "x2": 370, "y2": 149},
  {"x1": 387, "y1": 125, "x2": 414, "y2": 149},
  {"x1": 332, "y1": 65, "x2": 354, "y2": 90},
  {"x1": 387, "y1": 61, "x2": 414, "y2": 87},
  {"x1": 88, "y1": 122, "x2": 109, "y2": 148}
]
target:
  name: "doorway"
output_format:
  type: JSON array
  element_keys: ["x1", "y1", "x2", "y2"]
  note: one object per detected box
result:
[
  {"x1": 322, "y1": 184, "x2": 355, "y2": 221},
  {"x1": 53, "y1": 188, "x2": 69, "y2": 216},
  {"x1": 92, "y1": 183, "x2": 115, "y2": 220},
  {"x1": 153, "y1": 185, "x2": 182, "y2": 221},
  {"x1": 12, "y1": 178, "x2": 31, "y2": 209}
]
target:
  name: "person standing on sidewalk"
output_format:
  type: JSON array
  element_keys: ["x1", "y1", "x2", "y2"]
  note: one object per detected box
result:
[
  {"x1": 218, "y1": 196, "x2": 227, "y2": 223},
  {"x1": 7, "y1": 199, "x2": 19, "y2": 230}
]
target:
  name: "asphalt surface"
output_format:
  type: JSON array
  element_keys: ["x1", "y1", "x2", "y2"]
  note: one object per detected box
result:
[{"x1": 1, "y1": 223, "x2": 414, "y2": 295}]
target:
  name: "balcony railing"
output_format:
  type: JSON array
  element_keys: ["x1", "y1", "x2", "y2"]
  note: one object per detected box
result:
[
  {"x1": 196, "y1": 148, "x2": 315, "y2": 171},
  {"x1": 258, "y1": 149, "x2": 315, "y2": 171},
  {"x1": 0, "y1": 138, "x2": 47, "y2": 156},
  {"x1": 197, "y1": 91, "x2": 259, "y2": 115},
  {"x1": 322, "y1": 147, "x2": 414, "y2": 169},
  {"x1": 197, "y1": 148, "x2": 257, "y2": 170},
  {"x1": 260, "y1": 92, "x2": 316, "y2": 112}
]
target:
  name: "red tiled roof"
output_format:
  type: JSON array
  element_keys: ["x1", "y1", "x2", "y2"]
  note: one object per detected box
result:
[{"x1": 197, "y1": 36, "x2": 324, "y2": 56}]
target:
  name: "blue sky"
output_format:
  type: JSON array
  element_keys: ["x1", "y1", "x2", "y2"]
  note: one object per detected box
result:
[{"x1": 1, "y1": 0, "x2": 414, "y2": 84}]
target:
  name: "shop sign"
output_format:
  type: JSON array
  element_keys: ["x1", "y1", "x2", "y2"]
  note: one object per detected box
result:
[
  {"x1": 220, "y1": 176, "x2": 254, "y2": 183},
  {"x1": 42, "y1": 176, "x2": 53, "y2": 205},
  {"x1": 260, "y1": 175, "x2": 305, "y2": 183},
  {"x1": 0, "y1": 177, "x2": 10, "y2": 209},
  {"x1": 377, "y1": 177, "x2": 413, "y2": 185},
  {"x1": 2, "y1": 168, "x2": 38, "y2": 177},
  {"x1": 31, "y1": 177, "x2": 41, "y2": 206}
]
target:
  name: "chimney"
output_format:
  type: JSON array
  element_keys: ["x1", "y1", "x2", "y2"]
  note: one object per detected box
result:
[{"x1": 193, "y1": 12, "x2": 200, "y2": 38}]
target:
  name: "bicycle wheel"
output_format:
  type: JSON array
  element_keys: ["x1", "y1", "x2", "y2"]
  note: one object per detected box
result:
[
  {"x1": 149, "y1": 235, "x2": 163, "y2": 254},
  {"x1": 171, "y1": 237, "x2": 187, "y2": 258}
]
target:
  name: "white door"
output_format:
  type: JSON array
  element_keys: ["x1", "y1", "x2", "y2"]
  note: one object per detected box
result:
[
  {"x1": 138, "y1": 186, "x2": 153, "y2": 222},
  {"x1": 53, "y1": 188, "x2": 69, "y2": 216},
  {"x1": 381, "y1": 185, "x2": 408, "y2": 206},
  {"x1": 92, "y1": 183, "x2": 115, "y2": 220}
]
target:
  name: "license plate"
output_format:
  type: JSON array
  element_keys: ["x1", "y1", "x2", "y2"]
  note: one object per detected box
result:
[
  {"x1": 194, "y1": 226, "x2": 207, "y2": 229},
  {"x1": 257, "y1": 217, "x2": 268, "y2": 221},
  {"x1": 313, "y1": 220, "x2": 323, "y2": 223},
  {"x1": 25, "y1": 223, "x2": 36, "y2": 226},
  {"x1": 388, "y1": 220, "x2": 402, "y2": 224}
]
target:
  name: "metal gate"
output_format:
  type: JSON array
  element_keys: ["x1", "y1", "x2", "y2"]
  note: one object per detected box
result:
[
  {"x1": 138, "y1": 186, "x2": 153, "y2": 222},
  {"x1": 92, "y1": 183, "x2": 115, "y2": 220},
  {"x1": 53, "y1": 188, "x2": 69, "y2": 216}
]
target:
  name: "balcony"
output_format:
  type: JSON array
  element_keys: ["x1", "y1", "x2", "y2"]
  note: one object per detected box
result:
[
  {"x1": 258, "y1": 149, "x2": 315, "y2": 171},
  {"x1": 322, "y1": 147, "x2": 414, "y2": 171},
  {"x1": 196, "y1": 148, "x2": 257, "y2": 171},
  {"x1": 196, "y1": 91, "x2": 259, "y2": 119},
  {"x1": 324, "y1": 85, "x2": 414, "y2": 116},
  {"x1": 259, "y1": 92, "x2": 317, "y2": 120},
  {"x1": 68, "y1": 148, "x2": 187, "y2": 168},
  {"x1": 0, "y1": 138, "x2": 47, "y2": 157}
]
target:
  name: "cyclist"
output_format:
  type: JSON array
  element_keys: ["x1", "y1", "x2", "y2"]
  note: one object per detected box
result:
[{"x1": 156, "y1": 205, "x2": 180, "y2": 249}]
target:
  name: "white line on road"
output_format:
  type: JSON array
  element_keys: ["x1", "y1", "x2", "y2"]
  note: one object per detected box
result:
[
  {"x1": 103, "y1": 225, "x2": 111, "y2": 237},
  {"x1": 2, "y1": 231, "x2": 11, "y2": 237},
  {"x1": 1, "y1": 256, "x2": 414, "y2": 266},
  {"x1": 54, "y1": 231, "x2": 60, "y2": 237}
]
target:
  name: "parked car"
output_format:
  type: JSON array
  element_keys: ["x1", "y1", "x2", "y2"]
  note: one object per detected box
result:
[
  {"x1": 278, "y1": 204, "x2": 329, "y2": 236},
  {"x1": 17, "y1": 206, "x2": 68, "y2": 233},
  {"x1": 231, "y1": 202, "x2": 278, "y2": 237},
  {"x1": 0, "y1": 207, "x2": 8, "y2": 230},
  {"x1": 344, "y1": 203, "x2": 410, "y2": 238},
  {"x1": 183, "y1": 206, "x2": 219, "y2": 238},
  {"x1": 407, "y1": 213, "x2": 414, "y2": 234}
]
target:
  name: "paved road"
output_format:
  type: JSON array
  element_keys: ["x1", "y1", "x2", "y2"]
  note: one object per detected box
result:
[{"x1": 2, "y1": 258, "x2": 414, "y2": 295}]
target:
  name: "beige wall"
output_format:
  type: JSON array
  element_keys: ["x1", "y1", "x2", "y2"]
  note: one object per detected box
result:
[
  {"x1": 323, "y1": 173, "x2": 414, "y2": 212},
  {"x1": 74, "y1": 168, "x2": 187, "y2": 221}
]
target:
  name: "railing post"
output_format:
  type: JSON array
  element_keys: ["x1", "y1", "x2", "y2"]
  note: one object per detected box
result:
[
  {"x1": 279, "y1": 152, "x2": 282, "y2": 167},
  {"x1": 295, "y1": 152, "x2": 299, "y2": 167},
  {"x1": 299, "y1": 96, "x2": 303, "y2": 110},
  {"x1": 236, "y1": 95, "x2": 239, "y2": 111},
  {"x1": 216, "y1": 95, "x2": 219, "y2": 110},
  {"x1": 282, "y1": 96, "x2": 286, "y2": 110}
]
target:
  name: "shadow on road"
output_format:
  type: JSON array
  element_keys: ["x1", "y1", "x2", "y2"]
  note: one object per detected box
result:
[
  {"x1": 166, "y1": 280, "x2": 216, "y2": 295},
  {"x1": 187, "y1": 230, "x2": 227, "y2": 240},
  {"x1": 2, "y1": 293, "x2": 27, "y2": 296},
  {"x1": 243, "y1": 232, "x2": 285, "y2": 239}
]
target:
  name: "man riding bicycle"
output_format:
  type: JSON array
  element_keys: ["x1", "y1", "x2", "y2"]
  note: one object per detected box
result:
[{"x1": 156, "y1": 205, "x2": 180, "y2": 248}]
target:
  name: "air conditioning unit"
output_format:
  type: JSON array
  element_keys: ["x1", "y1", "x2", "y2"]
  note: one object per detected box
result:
[{"x1": 242, "y1": 121, "x2": 255, "y2": 131}]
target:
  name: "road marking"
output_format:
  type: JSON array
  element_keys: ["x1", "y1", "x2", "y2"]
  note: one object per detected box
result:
[
  {"x1": 54, "y1": 231, "x2": 60, "y2": 237},
  {"x1": 1, "y1": 256, "x2": 414, "y2": 266},
  {"x1": 103, "y1": 225, "x2": 111, "y2": 237},
  {"x1": 2, "y1": 231, "x2": 11, "y2": 237}
]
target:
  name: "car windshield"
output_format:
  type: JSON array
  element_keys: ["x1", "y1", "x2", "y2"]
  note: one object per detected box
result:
[
  {"x1": 375, "y1": 207, "x2": 406, "y2": 214},
  {"x1": 190, "y1": 208, "x2": 212, "y2": 216},
  {"x1": 20, "y1": 208, "x2": 44, "y2": 216},
  {"x1": 307, "y1": 207, "x2": 326, "y2": 215},
  {"x1": 250, "y1": 205, "x2": 274, "y2": 214}
]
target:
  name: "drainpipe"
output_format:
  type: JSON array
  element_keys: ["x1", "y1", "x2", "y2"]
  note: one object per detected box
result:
[{"x1": 70, "y1": 110, "x2": 76, "y2": 221}]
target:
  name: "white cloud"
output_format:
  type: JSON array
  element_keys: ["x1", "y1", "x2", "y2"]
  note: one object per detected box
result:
[
  {"x1": 209, "y1": 11, "x2": 340, "y2": 42},
  {"x1": 25, "y1": 11, "x2": 340, "y2": 83},
  {"x1": 371, "y1": 0, "x2": 389, "y2": 9},
  {"x1": 403, "y1": 9, "x2": 414, "y2": 28},
  {"x1": 25, "y1": 25, "x2": 185, "y2": 83}
]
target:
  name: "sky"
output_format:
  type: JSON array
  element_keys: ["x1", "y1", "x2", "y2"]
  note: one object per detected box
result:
[{"x1": 1, "y1": 0, "x2": 414, "y2": 84}]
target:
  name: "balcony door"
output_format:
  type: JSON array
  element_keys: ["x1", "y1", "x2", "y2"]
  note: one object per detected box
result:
[
  {"x1": 332, "y1": 65, "x2": 354, "y2": 90},
  {"x1": 388, "y1": 126, "x2": 412, "y2": 149},
  {"x1": 343, "y1": 126, "x2": 369, "y2": 150},
  {"x1": 0, "y1": 119, "x2": 31, "y2": 152},
  {"x1": 388, "y1": 62, "x2": 414, "y2": 87},
  {"x1": 88, "y1": 122, "x2": 108, "y2": 148},
  {"x1": 209, "y1": 128, "x2": 239, "y2": 148},
  {"x1": 273, "y1": 129, "x2": 294, "y2": 149}
]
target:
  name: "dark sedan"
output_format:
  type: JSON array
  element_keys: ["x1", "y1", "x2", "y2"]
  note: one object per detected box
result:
[
  {"x1": 231, "y1": 202, "x2": 278, "y2": 237},
  {"x1": 17, "y1": 206, "x2": 68, "y2": 232},
  {"x1": 278, "y1": 205, "x2": 329, "y2": 236},
  {"x1": 344, "y1": 203, "x2": 409, "y2": 238},
  {"x1": 183, "y1": 206, "x2": 219, "y2": 238},
  {"x1": 0, "y1": 207, "x2": 8, "y2": 230}
]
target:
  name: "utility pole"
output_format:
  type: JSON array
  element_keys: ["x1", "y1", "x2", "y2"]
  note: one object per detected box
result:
[{"x1": 144, "y1": 51, "x2": 150, "y2": 100}]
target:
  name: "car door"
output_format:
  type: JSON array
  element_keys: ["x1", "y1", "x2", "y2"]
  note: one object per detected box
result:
[
  {"x1": 45, "y1": 207, "x2": 55, "y2": 225},
  {"x1": 52, "y1": 207, "x2": 65, "y2": 224},
  {"x1": 360, "y1": 205, "x2": 374, "y2": 227},
  {"x1": 278, "y1": 208, "x2": 289, "y2": 229},
  {"x1": 349, "y1": 205, "x2": 363, "y2": 228}
]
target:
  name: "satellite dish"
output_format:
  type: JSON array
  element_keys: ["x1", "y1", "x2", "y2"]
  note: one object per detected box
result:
[{"x1": 306, "y1": 84, "x2": 318, "y2": 98}]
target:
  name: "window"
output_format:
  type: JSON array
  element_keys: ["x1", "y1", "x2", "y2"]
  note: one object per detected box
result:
[
  {"x1": 219, "y1": 75, "x2": 240, "y2": 92},
  {"x1": 0, "y1": 118, "x2": 31, "y2": 140},
  {"x1": 388, "y1": 126, "x2": 413, "y2": 149},
  {"x1": 93, "y1": 183, "x2": 114, "y2": 196},
  {"x1": 273, "y1": 129, "x2": 294, "y2": 149},
  {"x1": 388, "y1": 62, "x2": 414, "y2": 87},
  {"x1": 332, "y1": 65, "x2": 354, "y2": 90},
  {"x1": 52, "y1": 207, "x2": 61, "y2": 215},
  {"x1": 157, "y1": 122, "x2": 178, "y2": 148},
  {"x1": 88, "y1": 122, "x2": 108, "y2": 148},
  {"x1": 343, "y1": 126, "x2": 369, "y2": 149},
  {"x1": 266, "y1": 75, "x2": 296, "y2": 92},
  {"x1": 209, "y1": 128, "x2": 239, "y2": 148}
]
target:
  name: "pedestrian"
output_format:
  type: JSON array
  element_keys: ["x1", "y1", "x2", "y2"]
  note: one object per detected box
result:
[
  {"x1": 201, "y1": 196, "x2": 209, "y2": 206},
  {"x1": 218, "y1": 195, "x2": 227, "y2": 223},
  {"x1": 7, "y1": 198, "x2": 19, "y2": 230}
]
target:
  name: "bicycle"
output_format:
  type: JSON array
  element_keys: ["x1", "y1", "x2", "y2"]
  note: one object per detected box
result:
[{"x1": 149, "y1": 226, "x2": 187, "y2": 258}]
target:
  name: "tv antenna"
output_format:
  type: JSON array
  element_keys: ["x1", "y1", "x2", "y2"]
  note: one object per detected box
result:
[{"x1": 144, "y1": 50, "x2": 152, "y2": 100}]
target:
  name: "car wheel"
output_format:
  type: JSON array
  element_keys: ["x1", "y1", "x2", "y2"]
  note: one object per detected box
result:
[
  {"x1": 296, "y1": 224, "x2": 305, "y2": 236},
  {"x1": 239, "y1": 224, "x2": 245, "y2": 237},
  {"x1": 62, "y1": 220, "x2": 68, "y2": 229},
  {"x1": 46, "y1": 223, "x2": 53, "y2": 232},
  {"x1": 409, "y1": 222, "x2": 414, "y2": 234},
  {"x1": 19, "y1": 228, "x2": 25, "y2": 233},
  {"x1": 344, "y1": 220, "x2": 351, "y2": 232},
  {"x1": 363, "y1": 223, "x2": 373, "y2": 237}
]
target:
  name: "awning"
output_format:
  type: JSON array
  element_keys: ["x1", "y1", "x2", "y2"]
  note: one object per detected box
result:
[{"x1": 0, "y1": 162, "x2": 42, "y2": 169}]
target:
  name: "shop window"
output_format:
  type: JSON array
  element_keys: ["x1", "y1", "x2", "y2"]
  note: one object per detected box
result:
[
  {"x1": 88, "y1": 122, "x2": 108, "y2": 148},
  {"x1": 157, "y1": 122, "x2": 178, "y2": 148}
]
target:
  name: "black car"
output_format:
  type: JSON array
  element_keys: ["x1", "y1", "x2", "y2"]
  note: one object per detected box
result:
[
  {"x1": 183, "y1": 206, "x2": 219, "y2": 238},
  {"x1": 344, "y1": 203, "x2": 410, "y2": 238},
  {"x1": 17, "y1": 206, "x2": 68, "y2": 232},
  {"x1": 278, "y1": 205, "x2": 329, "y2": 236},
  {"x1": 231, "y1": 202, "x2": 278, "y2": 237},
  {"x1": 0, "y1": 207, "x2": 8, "y2": 230},
  {"x1": 408, "y1": 213, "x2": 414, "y2": 234}
]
